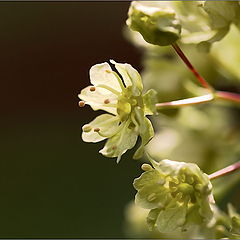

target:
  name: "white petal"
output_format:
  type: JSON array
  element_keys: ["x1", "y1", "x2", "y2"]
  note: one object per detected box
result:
[
  {"x1": 90, "y1": 62, "x2": 122, "y2": 92},
  {"x1": 78, "y1": 86, "x2": 118, "y2": 115},
  {"x1": 82, "y1": 114, "x2": 120, "y2": 143},
  {"x1": 110, "y1": 60, "x2": 143, "y2": 96},
  {"x1": 99, "y1": 120, "x2": 138, "y2": 162}
]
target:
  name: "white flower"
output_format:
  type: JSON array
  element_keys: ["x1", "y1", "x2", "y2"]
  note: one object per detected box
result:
[{"x1": 78, "y1": 60, "x2": 156, "y2": 162}]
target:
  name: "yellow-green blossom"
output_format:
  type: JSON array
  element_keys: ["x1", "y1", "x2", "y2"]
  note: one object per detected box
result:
[
  {"x1": 78, "y1": 60, "x2": 157, "y2": 162},
  {"x1": 134, "y1": 158, "x2": 215, "y2": 233}
]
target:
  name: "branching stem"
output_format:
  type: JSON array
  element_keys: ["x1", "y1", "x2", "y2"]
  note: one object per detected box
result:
[
  {"x1": 209, "y1": 161, "x2": 240, "y2": 180},
  {"x1": 171, "y1": 42, "x2": 213, "y2": 91}
]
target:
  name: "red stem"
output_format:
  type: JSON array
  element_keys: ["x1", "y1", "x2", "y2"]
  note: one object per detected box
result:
[
  {"x1": 209, "y1": 161, "x2": 240, "y2": 180},
  {"x1": 171, "y1": 43, "x2": 212, "y2": 91}
]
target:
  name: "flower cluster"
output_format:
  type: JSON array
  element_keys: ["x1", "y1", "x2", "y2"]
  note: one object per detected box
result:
[
  {"x1": 134, "y1": 158, "x2": 215, "y2": 233},
  {"x1": 78, "y1": 60, "x2": 157, "y2": 162}
]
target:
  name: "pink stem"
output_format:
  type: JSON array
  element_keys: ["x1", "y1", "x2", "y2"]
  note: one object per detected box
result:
[
  {"x1": 216, "y1": 91, "x2": 240, "y2": 103},
  {"x1": 156, "y1": 94, "x2": 214, "y2": 108},
  {"x1": 209, "y1": 161, "x2": 240, "y2": 180}
]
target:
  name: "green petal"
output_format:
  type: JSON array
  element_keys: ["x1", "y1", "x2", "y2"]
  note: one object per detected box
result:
[
  {"x1": 127, "y1": 1, "x2": 181, "y2": 46},
  {"x1": 78, "y1": 86, "x2": 117, "y2": 115},
  {"x1": 90, "y1": 62, "x2": 122, "y2": 92},
  {"x1": 110, "y1": 60, "x2": 143, "y2": 96},
  {"x1": 156, "y1": 201, "x2": 187, "y2": 233},
  {"x1": 143, "y1": 89, "x2": 158, "y2": 115},
  {"x1": 147, "y1": 208, "x2": 161, "y2": 231},
  {"x1": 133, "y1": 107, "x2": 154, "y2": 159},
  {"x1": 82, "y1": 114, "x2": 120, "y2": 143},
  {"x1": 203, "y1": 1, "x2": 240, "y2": 29},
  {"x1": 134, "y1": 169, "x2": 171, "y2": 209},
  {"x1": 99, "y1": 120, "x2": 138, "y2": 162}
]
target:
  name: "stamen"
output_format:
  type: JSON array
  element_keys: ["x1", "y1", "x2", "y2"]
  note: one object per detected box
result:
[
  {"x1": 82, "y1": 124, "x2": 92, "y2": 133},
  {"x1": 97, "y1": 84, "x2": 120, "y2": 96},
  {"x1": 78, "y1": 101, "x2": 85, "y2": 107},
  {"x1": 112, "y1": 146, "x2": 117, "y2": 150},
  {"x1": 94, "y1": 128, "x2": 100, "y2": 132},
  {"x1": 90, "y1": 86, "x2": 96, "y2": 92},
  {"x1": 104, "y1": 99, "x2": 110, "y2": 104},
  {"x1": 105, "y1": 70, "x2": 111, "y2": 73}
]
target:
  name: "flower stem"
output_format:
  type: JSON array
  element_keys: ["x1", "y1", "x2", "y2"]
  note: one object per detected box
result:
[
  {"x1": 171, "y1": 43, "x2": 213, "y2": 91},
  {"x1": 155, "y1": 94, "x2": 214, "y2": 109},
  {"x1": 216, "y1": 91, "x2": 240, "y2": 103},
  {"x1": 209, "y1": 161, "x2": 240, "y2": 180}
]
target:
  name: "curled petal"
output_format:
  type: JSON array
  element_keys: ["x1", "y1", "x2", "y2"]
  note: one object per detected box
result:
[
  {"x1": 82, "y1": 114, "x2": 120, "y2": 143},
  {"x1": 110, "y1": 60, "x2": 143, "y2": 96},
  {"x1": 78, "y1": 86, "x2": 118, "y2": 115}
]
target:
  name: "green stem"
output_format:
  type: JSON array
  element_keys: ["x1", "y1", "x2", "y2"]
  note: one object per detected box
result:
[{"x1": 209, "y1": 161, "x2": 240, "y2": 180}]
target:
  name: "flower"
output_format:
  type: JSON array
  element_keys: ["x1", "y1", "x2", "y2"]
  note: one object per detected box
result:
[
  {"x1": 78, "y1": 60, "x2": 157, "y2": 163},
  {"x1": 134, "y1": 158, "x2": 215, "y2": 233}
]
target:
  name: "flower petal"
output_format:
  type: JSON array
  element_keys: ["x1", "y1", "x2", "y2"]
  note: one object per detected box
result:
[
  {"x1": 90, "y1": 62, "x2": 122, "y2": 92},
  {"x1": 82, "y1": 114, "x2": 120, "y2": 143},
  {"x1": 99, "y1": 120, "x2": 138, "y2": 163},
  {"x1": 132, "y1": 107, "x2": 154, "y2": 159},
  {"x1": 110, "y1": 60, "x2": 143, "y2": 96},
  {"x1": 78, "y1": 86, "x2": 117, "y2": 115}
]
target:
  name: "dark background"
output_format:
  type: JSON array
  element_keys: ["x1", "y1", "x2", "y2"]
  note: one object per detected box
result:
[{"x1": 0, "y1": 2, "x2": 143, "y2": 238}]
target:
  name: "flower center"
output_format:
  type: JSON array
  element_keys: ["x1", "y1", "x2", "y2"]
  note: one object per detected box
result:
[{"x1": 116, "y1": 86, "x2": 143, "y2": 122}]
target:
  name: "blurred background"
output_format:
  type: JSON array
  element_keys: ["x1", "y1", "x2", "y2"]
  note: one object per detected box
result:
[
  {"x1": 1, "y1": 2, "x2": 240, "y2": 238},
  {"x1": 0, "y1": 2, "x2": 142, "y2": 238}
]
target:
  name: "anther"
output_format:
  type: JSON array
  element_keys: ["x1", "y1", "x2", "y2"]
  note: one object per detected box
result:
[
  {"x1": 78, "y1": 101, "x2": 85, "y2": 107},
  {"x1": 94, "y1": 128, "x2": 100, "y2": 132},
  {"x1": 112, "y1": 146, "x2": 117, "y2": 150},
  {"x1": 82, "y1": 124, "x2": 92, "y2": 133},
  {"x1": 104, "y1": 99, "x2": 110, "y2": 104},
  {"x1": 105, "y1": 70, "x2": 111, "y2": 73},
  {"x1": 90, "y1": 86, "x2": 96, "y2": 92},
  {"x1": 141, "y1": 164, "x2": 152, "y2": 172}
]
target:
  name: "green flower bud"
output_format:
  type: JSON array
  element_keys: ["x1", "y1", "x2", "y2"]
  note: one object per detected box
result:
[
  {"x1": 134, "y1": 159, "x2": 215, "y2": 233},
  {"x1": 127, "y1": 1, "x2": 181, "y2": 46}
]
